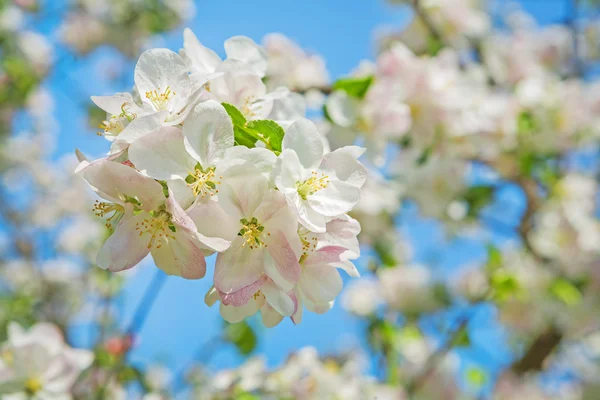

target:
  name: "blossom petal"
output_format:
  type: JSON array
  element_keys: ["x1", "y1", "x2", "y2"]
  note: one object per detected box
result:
[
  {"x1": 214, "y1": 237, "x2": 266, "y2": 300},
  {"x1": 150, "y1": 227, "x2": 207, "y2": 279},
  {"x1": 224, "y1": 36, "x2": 268, "y2": 78},
  {"x1": 220, "y1": 300, "x2": 261, "y2": 324},
  {"x1": 128, "y1": 126, "x2": 197, "y2": 180},
  {"x1": 261, "y1": 303, "x2": 284, "y2": 328},
  {"x1": 134, "y1": 48, "x2": 190, "y2": 102},
  {"x1": 282, "y1": 119, "x2": 324, "y2": 169},
  {"x1": 326, "y1": 90, "x2": 359, "y2": 127},
  {"x1": 96, "y1": 213, "x2": 151, "y2": 272},
  {"x1": 187, "y1": 197, "x2": 239, "y2": 242},
  {"x1": 83, "y1": 159, "x2": 165, "y2": 211},
  {"x1": 183, "y1": 100, "x2": 234, "y2": 167},
  {"x1": 307, "y1": 180, "x2": 361, "y2": 217},
  {"x1": 182, "y1": 28, "x2": 222, "y2": 76},
  {"x1": 319, "y1": 146, "x2": 367, "y2": 188},
  {"x1": 265, "y1": 230, "x2": 301, "y2": 286},
  {"x1": 218, "y1": 163, "x2": 268, "y2": 218},
  {"x1": 299, "y1": 265, "x2": 343, "y2": 304},
  {"x1": 261, "y1": 279, "x2": 294, "y2": 316}
]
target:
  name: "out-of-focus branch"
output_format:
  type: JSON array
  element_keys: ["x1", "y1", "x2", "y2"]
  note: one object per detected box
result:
[
  {"x1": 411, "y1": 0, "x2": 447, "y2": 47},
  {"x1": 511, "y1": 326, "x2": 563, "y2": 374}
]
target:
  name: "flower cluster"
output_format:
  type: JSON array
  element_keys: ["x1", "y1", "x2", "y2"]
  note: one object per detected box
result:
[
  {"x1": 81, "y1": 31, "x2": 366, "y2": 327},
  {"x1": 0, "y1": 322, "x2": 93, "y2": 399}
]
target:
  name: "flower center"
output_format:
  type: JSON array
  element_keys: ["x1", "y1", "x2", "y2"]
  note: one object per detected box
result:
[
  {"x1": 136, "y1": 211, "x2": 176, "y2": 249},
  {"x1": 296, "y1": 171, "x2": 330, "y2": 200},
  {"x1": 93, "y1": 201, "x2": 125, "y2": 231},
  {"x1": 24, "y1": 377, "x2": 43, "y2": 395},
  {"x1": 145, "y1": 86, "x2": 175, "y2": 111},
  {"x1": 187, "y1": 166, "x2": 221, "y2": 197},
  {"x1": 238, "y1": 217, "x2": 269, "y2": 250},
  {"x1": 240, "y1": 96, "x2": 258, "y2": 118},
  {"x1": 97, "y1": 102, "x2": 137, "y2": 138}
]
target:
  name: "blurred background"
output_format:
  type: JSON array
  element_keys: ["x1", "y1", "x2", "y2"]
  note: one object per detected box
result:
[{"x1": 1, "y1": 0, "x2": 600, "y2": 399}]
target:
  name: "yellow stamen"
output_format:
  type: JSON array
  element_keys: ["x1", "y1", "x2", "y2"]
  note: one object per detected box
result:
[
  {"x1": 187, "y1": 167, "x2": 221, "y2": 197},
  {"x1": 145, "y1": 86, "x2": 175, "y2": 111},
  {"x1": 238, "y1": 217, "x2": 268, "y2": 249},
  {"x1": 24, "y1": 377, "x2": 43, "y2": 395},
  {"x1": 135, "y1": 211, "x2": 176, "y2": 249},
  {"x1": 296, "y1": 171, "x2": 329, "y2": 200},
  {"x1": 93, "y1": 200, "x2": 125, "y2": 231}
]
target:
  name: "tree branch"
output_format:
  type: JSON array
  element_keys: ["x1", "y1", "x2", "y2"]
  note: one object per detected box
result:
[{"x1": 511, "y1": 326, "x2": 563, "y2": 374}]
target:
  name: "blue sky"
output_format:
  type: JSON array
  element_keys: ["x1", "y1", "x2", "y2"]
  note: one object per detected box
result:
[{"x1": 36, "y1": 0, "x2": 569, "y2": 394}]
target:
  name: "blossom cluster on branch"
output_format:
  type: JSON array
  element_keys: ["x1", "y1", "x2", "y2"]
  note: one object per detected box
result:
[{"x1": 80, "y1": 31, "x2": 366, "y2": 328}]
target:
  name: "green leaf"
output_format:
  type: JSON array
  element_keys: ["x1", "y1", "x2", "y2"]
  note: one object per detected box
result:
[
  {"x1": 332, "y1": 75, "x2": 374, "y2": 99},
  {"x1": 224, "y1": 321, "x2": 257, "y2": 355},
  {"x1": 246, "y1": 119, "x2": 285, "y2": 152},
  {"x1": 485, "y1": 244, "x2": 503, "y2": 273},
  {"x1": 490, "y1": 271, "x2": 520, "y2": 302},
  {"x1": 550, "y1": 279, "x2": 582, "y2": 306},
  {"x1": 222, "y1": 102, "x2": 247, "y2": 126}
]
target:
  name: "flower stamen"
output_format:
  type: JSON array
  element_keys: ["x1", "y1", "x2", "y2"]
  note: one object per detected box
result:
[
  {"x1": 238, "y1": 217, "x2": 268, "y2": 250},
  {"x1": 145, "y1": 86, "x2": 176, "y2": 111},
  {"x1": 136, "y1": 211, "x2": 176, "y2": 249},
  {"x1": 297, "y1": 171, "x2": 329, "y2": 200},
  {"x1": 187, "y1": 166, "x2": 221, "y2": 197},
  {"x1": 93, "y1": 200, "x2": 125, "y2": 230}
]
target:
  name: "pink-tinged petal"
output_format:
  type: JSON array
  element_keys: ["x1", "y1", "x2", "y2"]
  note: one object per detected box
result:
[
  {"x1": 299, "y1": 265, "x2": 343, "y2": 304},
  {"x1": 183, "y1": 100, "x2": 234, "y2": 167},
  {"x1": 332, "y1": 260, "x2": 360, "y2": 278},
  {"x1": 96, "y1": 213, "x2": 151, "y2": 272},
  {"x1": 205, "y1": 286, "x2": 219, "y2": 306},
  {"x1": 166, "y1": 191, "x2": 230, "y2": 253},
  {"x1": 307, "y1": 180, "x2": 361, "y2": 217},
  {"x1": 302, "y1": 246, "x2": 347, "y2": 266},
  {"x1": 265, "y1": 230, "x2": 301, "y2": 285},
  {"x1": 220, "y1": 299, "x2": 261, "y2": 324},
  {"x1": 319, "y1": 146, "x2": 367, "y2": 189},
  {"x1": 291, "y1": 291, "x2": 303, "y2": 325},
  {"x1": 258, "y1": 191, "x2": 302, "y2": 256},
  {"x1": 261, "y1": 303, "x2": 284, "y2": 328},
  {"x1": 218, "y1": 163, "x2": 268, "y2": 218},
  {"x1": 320, "y1": 215, "x2": 361, "y2": 259},
  {"x1": 150, "y1": 226, "x2": 207, "y2": 279},
  {"x1": 83, "y1": 159, "x2": 165, "y2": 212},
  {"x1": 165, "y1": 189, "x2": 196, "y2": 231},
  {"x1": 282, "y1": 119, "x2": 324, "y2": 169},
  {"x1": 128, "y1": 126, "x2": 197, "y2": 180},
  {"x1": 187, "y1": 197, "x2": 238, "y2": 242},
  {"x1": 214, "y1": 237, "x2": 266, "y2": 298},
  {"x1": 261, "y1": 279, "x2": 295, "y2": 317},
  {"x1": 219, "y1": 275, "x2": 268, "y2": 307},
  {"x1": 264, "y1": 252, "x2": 293, "y2": 292}
]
